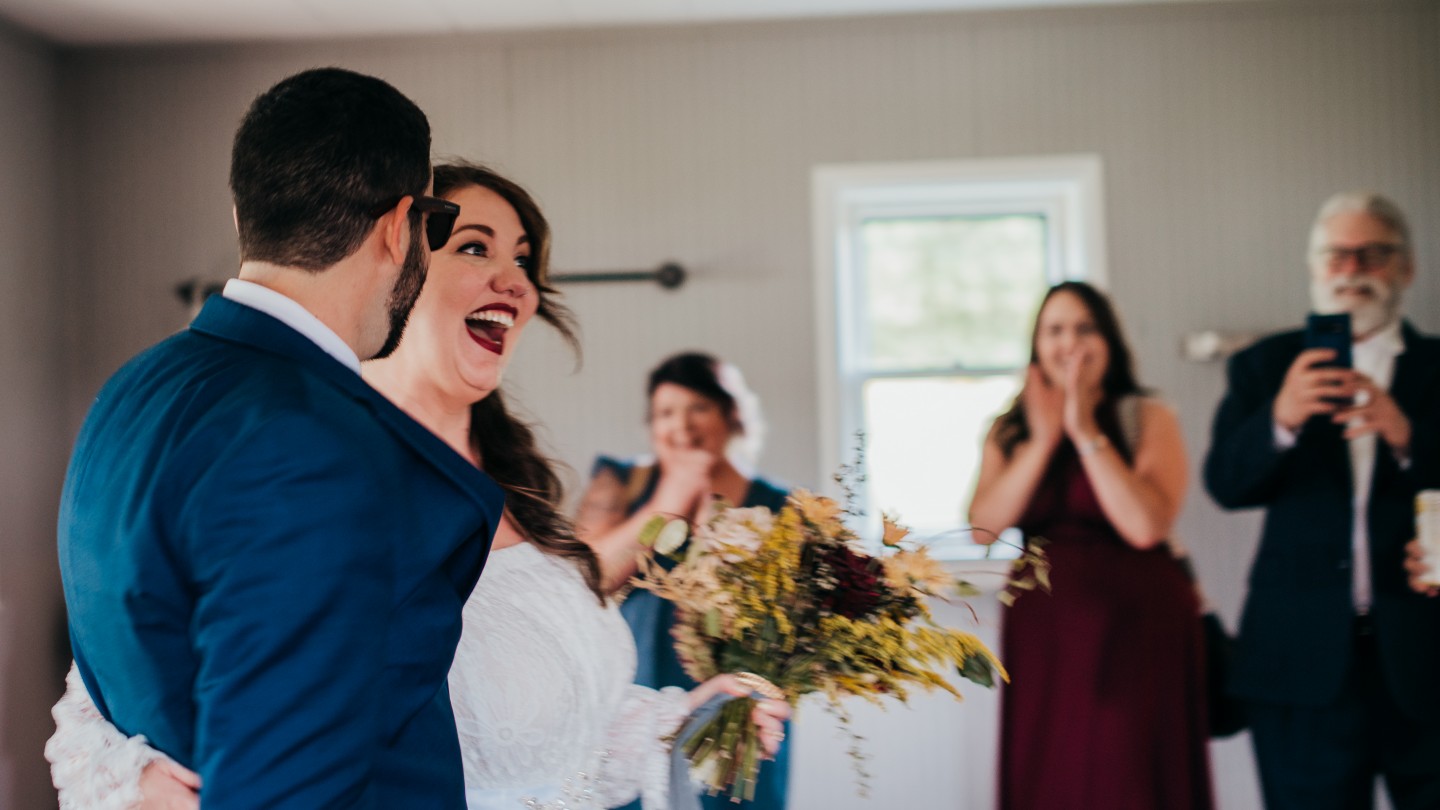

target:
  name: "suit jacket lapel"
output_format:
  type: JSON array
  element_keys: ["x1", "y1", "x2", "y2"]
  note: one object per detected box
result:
[
  {"x1": 189, "y1": 296, "x2": 504, "y2": 512},
  {"x1": 1389, "y1": 322, "x2": 1439, "y2": 421},
  {"x1": 1374, "y1": 322, "x2": 1440, "y2": 493}
]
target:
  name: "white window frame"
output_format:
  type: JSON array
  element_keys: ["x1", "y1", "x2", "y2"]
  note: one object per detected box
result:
[{"x1": 811, "y1": 154, "x2": 1108, "y2": 554}]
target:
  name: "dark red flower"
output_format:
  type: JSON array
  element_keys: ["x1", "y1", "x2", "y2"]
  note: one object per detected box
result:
[{"x1": 817, "y1": 545, "x2": 886, "y2": 619}]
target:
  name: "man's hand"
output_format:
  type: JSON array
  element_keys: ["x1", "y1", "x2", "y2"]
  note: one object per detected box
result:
[
  {"x1": 1273, "y1": 348, "x2": 1355, "y2": 432},
  {"x1": 139, "y1": 759, "x2": 200, "y2": 810},
  {"x1": 1333, "y1": 373, "x2": 1412, "y2": 454},
  {"x1": 1404, "y1": 539, "x2": 1438, "y2": 598}
]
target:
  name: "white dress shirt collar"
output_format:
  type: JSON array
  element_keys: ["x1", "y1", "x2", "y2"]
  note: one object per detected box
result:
[
  {"x1": 220, "y1": 278, "x2": 362, "y2": 374},
  {"x1": 1353, "y1": 317, "x2": 1405, "y2": 367}
]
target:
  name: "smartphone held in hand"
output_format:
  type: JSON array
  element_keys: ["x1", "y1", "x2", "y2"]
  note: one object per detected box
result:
[{"x1": 1305, "y1": 312, "x2": 1352, "y2": 369}]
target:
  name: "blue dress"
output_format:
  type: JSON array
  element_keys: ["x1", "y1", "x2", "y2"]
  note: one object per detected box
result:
[{"x1": 595, "y1": 456, "x2": 791, "y2": 810}]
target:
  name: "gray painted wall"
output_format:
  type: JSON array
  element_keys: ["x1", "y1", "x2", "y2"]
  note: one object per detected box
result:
[
  {"x1": 5, "y1": 0, "x2": 1437, "y2": 806},
  {"x1": 0, "y1": 17, "x2": 65, "y2": 810}
]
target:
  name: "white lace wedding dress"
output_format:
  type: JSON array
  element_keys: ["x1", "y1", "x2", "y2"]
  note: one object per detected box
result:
[{"x1": 48, "y1": 542, "x2": 692, "y2": 810}]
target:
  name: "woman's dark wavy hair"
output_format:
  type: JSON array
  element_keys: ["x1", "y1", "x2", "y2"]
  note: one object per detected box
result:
[
  {"x1": 646, "y1": 352, "x2": 738, "y2": 426},
  {"x1": 431, "y1": 161, "x2": 603, "y2": 603},
  {"x1": 993, "y1": 281, "x2": 1146, "y2": 461}
]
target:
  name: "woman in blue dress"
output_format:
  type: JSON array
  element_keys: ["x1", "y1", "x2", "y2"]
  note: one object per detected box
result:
[{"x1": 577, "y1": 352, "x2": 791, "y2": 810}]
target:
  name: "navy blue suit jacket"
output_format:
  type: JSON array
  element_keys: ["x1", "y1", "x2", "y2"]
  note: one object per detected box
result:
[
  {"x1": 58, "y1": 296, "x2": 503, "y2": 808},
  {"x1": 1204, "y1": 322, "x2": 1440, "y2": 721}
]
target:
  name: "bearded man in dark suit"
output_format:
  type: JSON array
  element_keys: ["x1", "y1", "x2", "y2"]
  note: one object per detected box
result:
[
  {"x1": 1205, "y1": 192, "x2": 1440, "y2": 810},
  {"x1": 58, "y1": 68, "x2": 500, "y2": 809}
]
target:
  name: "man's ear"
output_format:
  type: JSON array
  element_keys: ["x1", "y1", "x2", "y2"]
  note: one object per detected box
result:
[
  {"x1": 1398, "y1": 254, "x2": 1416, "y2": 290},
  {"x1": 231, "y1": 205, "x2": 239, "y2": 235},
  {"x1": 380, "y1": 196, "x2": 416, "y2": 265}
]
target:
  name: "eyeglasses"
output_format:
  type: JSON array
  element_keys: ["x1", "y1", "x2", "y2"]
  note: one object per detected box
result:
[
  {"x1": 368, "y1": 194, "x2": 460, "y2": 251},
  {"x1": 1319, "y1": 242, "x2": 1402, "y2": 271}
]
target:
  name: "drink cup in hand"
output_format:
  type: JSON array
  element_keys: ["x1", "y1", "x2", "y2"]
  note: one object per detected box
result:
[{"x1": 1418, "y1": 491, "x2": 1440, "y2": 588}]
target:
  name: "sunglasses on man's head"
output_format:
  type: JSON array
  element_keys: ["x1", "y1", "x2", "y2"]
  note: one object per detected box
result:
[{"x1": 368, "y1": 194, "x2": 460, "y2": 252}]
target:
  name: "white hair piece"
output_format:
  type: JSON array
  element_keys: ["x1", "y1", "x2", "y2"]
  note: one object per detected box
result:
[{"x1": 716, "y1": 360, "x2": 766, "y2": 472}]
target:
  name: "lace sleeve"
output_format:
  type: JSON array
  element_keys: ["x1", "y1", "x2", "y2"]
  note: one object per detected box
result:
[
  {"x1": 593, "y1": 684, "x2": 692, "y2": 809},
  {"x1": 46, "y1": 662, "x2": 167, "y2": 810}
]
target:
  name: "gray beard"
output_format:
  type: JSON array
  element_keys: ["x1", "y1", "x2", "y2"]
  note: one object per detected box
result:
[{"x1": 1309, "y1": 278, "x2": 1402, "y2": 339}]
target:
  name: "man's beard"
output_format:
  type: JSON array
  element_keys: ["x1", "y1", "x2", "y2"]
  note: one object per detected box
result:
[
  {"x1": 372, "y1": 219, "x2": 428, "y2": 360},
  {"x1": 1309, "y1": 275, "x2": 1402, "y2": 339}
]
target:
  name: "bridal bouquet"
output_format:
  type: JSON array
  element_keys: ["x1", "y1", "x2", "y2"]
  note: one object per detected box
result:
[{"x1": 633, "y1": 492, "x2": 1007, "y2": 802}]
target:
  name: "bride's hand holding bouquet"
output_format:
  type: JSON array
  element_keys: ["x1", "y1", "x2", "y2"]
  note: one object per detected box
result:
[{"x1": 634, "y1": 492, "x2": 1005, "y2": 801}]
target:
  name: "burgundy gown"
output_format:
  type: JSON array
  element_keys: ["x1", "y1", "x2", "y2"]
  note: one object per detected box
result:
[{"x1": 998, "y1": 442, "x2": 1213, "y2": 810}]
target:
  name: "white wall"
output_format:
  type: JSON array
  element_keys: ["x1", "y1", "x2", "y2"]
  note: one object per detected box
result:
[
  {"x1": 24, "y1": 0, "x2": 1440, "y2": 807},
  {"x1": 0, "y1": 16, "x2": 66, "y2": 810}
]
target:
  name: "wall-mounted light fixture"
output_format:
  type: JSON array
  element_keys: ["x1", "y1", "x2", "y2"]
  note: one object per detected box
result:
[
  {"x1": 1181, "y1": 331, "x2": 1260, "y2": 362},
  {"x1": 175, "y1": 278, "x2": 227, "y2": 320}
]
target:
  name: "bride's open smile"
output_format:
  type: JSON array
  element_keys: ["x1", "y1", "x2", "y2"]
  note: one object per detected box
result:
[{"x1": 403, "y1": 183, "x2": 540, "y2": 403}]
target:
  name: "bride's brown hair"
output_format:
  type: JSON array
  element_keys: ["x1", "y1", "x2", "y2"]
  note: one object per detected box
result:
[{"x1": 432, "y1": 161, "x2": 604, "y2": 603}]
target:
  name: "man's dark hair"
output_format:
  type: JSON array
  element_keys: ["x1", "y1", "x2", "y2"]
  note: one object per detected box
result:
[{"x1": 230, "y1": 67, "x2": 432, "y2": 270}]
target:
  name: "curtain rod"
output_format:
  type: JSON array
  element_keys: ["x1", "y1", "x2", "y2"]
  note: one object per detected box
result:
[
  {"x1": 550, "y1": 262, "x2": 685, "y2": 290},
  {"x1": 175, "y1": 262, "x2": 687, "y2": 307}
]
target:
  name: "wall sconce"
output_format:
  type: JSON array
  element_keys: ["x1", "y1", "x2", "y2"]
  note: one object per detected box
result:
[
  {"x1": 175, "y1": 278, "x2": 226, "y2": 306},
  {"x1": 175, "y1": 278, "x2": 226, "y2": 320},
  {"x1": 1181, "y1": 331, "x2": 1260, "y2": 362}
]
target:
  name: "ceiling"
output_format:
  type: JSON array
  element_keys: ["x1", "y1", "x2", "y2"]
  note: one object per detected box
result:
[{"x1": 0, "y1": 0, "x2": 1244, "y2": 46}]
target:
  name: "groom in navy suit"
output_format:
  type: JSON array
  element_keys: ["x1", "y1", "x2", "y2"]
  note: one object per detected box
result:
[
  {"x1": 58, "y1": 68, "x2": 503, "y2": 808},
  {"x1": 1205, "y1": 192, "x2": 1440, "y2": 809}
]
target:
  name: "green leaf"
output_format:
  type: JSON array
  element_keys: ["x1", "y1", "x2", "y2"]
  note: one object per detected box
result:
[
  {"x1": 704, "y1": 608, "x2": 723, "y2": 638},
  {"x1": 637, "y1": 515, "x2": 667, "y2": 548},
  {"x1": 958, "y1": 655, "x2": 996, "y2": 688},
  {"x1": 761, "y1": 615, "x2": 778, "y2": 645},
  {"x1": 954, "y1": 579, "x2": 982, "y2": 597}
]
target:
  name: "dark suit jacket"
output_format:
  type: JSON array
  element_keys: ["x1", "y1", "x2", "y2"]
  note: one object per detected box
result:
[
  {"x1": 1204, "y1": 322, "x2": 1440, "y2": 721},
  {"x1": 58, "y1": 296, "x2": 503, "y2": 808}
]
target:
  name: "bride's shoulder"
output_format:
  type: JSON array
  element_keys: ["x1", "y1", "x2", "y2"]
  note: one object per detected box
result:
[{"x1": 469, "y1": 542, "x2": 591, "y2": 600}]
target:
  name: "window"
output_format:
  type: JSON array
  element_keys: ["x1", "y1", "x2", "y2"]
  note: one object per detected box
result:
[{"x1": 812, "y1": 156, "x2": 1107, "y2": 557}]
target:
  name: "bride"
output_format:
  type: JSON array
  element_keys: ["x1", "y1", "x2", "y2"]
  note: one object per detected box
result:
[{"x1": 46, "y1": 162, "x2": 789, "y2": 810}]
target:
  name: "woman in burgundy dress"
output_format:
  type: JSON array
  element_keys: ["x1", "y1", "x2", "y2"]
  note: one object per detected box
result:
[{"x1": 969, "y1": 281, "x2": 1213, "y2": 810}]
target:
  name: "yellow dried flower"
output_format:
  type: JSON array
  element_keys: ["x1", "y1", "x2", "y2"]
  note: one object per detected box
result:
[
  {"x1": 881, "y1": 548, "x2": 954, "y2": 598},
  {"x1": 790, "y1": 489, "x2": 843, "y2": 524},
  {"x1": 880, "y1": 513, "x2": 910, "y2": 547}
]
